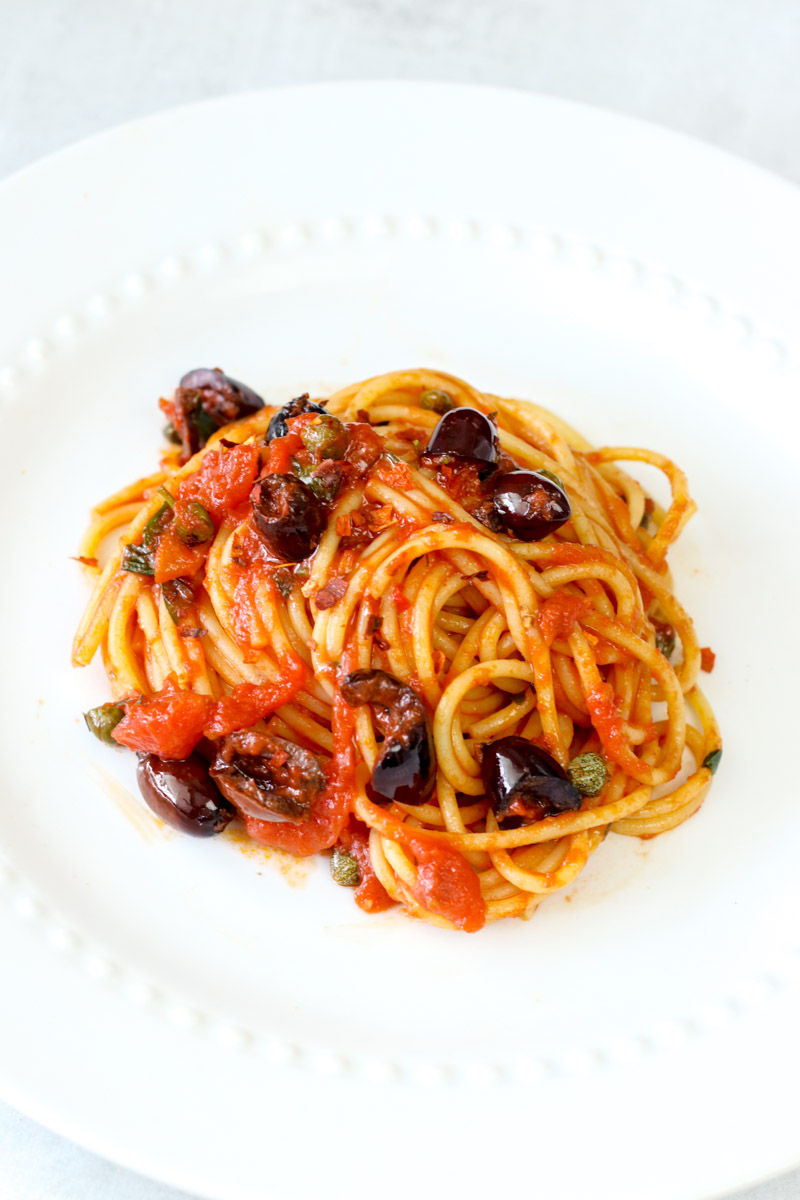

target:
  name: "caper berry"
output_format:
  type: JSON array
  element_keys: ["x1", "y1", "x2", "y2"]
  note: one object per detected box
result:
[
  {"x1": 419, "y1": 388, "x2": 454, "y2": 414},
  {"x1": 330, "y1": 847, "x2": 361, "y2": 887},
  {"x1": 567, "y1": 752, "x2": 609, "y2": 797},
  {"x1": 84, "y1": 702, "x2": 125, "y2": 746}
]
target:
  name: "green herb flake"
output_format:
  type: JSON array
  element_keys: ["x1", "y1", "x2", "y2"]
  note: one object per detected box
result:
[
  {"x1": 702, "y1": 749, "x2": 722, "y2": 775},
  {"x1": 121, "y1": 542, "x2": 155, "y2": 576},
  {"x1": 175, "y1": 501, "x2": 214, "y2": 547}
]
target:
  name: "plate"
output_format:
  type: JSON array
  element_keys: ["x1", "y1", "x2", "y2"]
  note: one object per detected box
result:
[{"x1": 1, "y1": 83, "x2": 799, "y2": 1200}]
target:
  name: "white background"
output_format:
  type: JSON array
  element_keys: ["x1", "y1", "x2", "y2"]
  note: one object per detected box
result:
[{"x1": 2, "y1": 2, "x2": 798, "y2": 1198}]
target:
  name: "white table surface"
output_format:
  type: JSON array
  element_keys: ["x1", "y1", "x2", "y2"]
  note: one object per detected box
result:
[{"x1": 2, "y1": 2, "x2": 799, "y2": 1197}]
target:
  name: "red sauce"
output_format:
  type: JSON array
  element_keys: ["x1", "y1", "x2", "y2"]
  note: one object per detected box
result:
[
  {"x1": 178, "y1": 444, "x2": 260, "y2": 521},
  {"x1": 339, "y1": 820, "x2": 394, "y2": 913},
  {"x1": 700, "y1": 646, "x2": 716, "y2": 673},
  {"x1": 355, "y1": 796, "x2": 486, "y2": 932},
  {"x1": 112, "y1": 687, "x2": 214, "y2": 759},
  {"x1": 244, "y1": 696, "x2": 355, "y2": 856},
  {"x1": 584, "y1": 684, "x2": 629, "y2": 767},
  {"x1": 205, "y1": 658, "x2": 310, "y2": 738},
  {"x1": 153, "y1": 524, "x2": 208, "y2": 583},
  {"x1": 537, "y1": 592, "x2": 592, "y2": 646},
  {"x1": 263, "y1": 431, "x2": 303, "y2": 476}
]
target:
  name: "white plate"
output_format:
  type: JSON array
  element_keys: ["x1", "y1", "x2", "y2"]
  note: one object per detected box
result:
[{"x1": 1, "y1": 83, "x2": 799, "y2": 1200}]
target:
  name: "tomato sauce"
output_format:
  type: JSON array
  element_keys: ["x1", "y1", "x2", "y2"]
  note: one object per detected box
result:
[
  {"x1": 584, "y1": 684, "x2": 629, "y2": 767},
  {"x1": 178, "y1": 444, "x2": 260, "y2": 521},
  {"x1": 537, "y1": 592, "x2": 592, "y2": 646},
  {"x1": 205, "y1": 658, "x2": 310, "y2": 739},
  {"x1": 339, "y1": 820, "x2": 394, "y2": 913},
  {"x1": 112, "y1": 687, "x2": 214, "y2": 759}
]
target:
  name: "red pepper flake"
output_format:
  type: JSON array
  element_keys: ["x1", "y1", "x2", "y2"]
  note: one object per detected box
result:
[
  {"x1": 315, "y1": 577, "x2": 348, "y2": 610},
  {"x1": 391, "y1": 586, "x2": 411, "y2": 613},
  {"x1": 335, "y1": 514, "x2": 352, "y2": 537},
  {"x1": 700, "y1": 647, "x2": 716, "y2": 673},
  {"x1": 72, "y1": 555, "x2": 99, "y2": 567},
  {"x1": 432, "y1": 649, "x2": 446, "y2": 674}
]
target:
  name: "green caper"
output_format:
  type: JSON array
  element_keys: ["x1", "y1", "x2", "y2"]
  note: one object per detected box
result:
[
  {"x1": 537, "y1": 468, "x2": 564, "y2": 489},
  {"x1": 163, "y1": 423, "x2": 182, "y2": 445},
  {"x1": 419, "y1": 388, "x2": 454, "y2": 414},
  {"x1": 567, "y1": 751, "x2": 609, "y2": 797},
  {"x1": 83, "y1": 702, "x2": 125, "y2": 746},
  {"x1": 299, "y1": 414, "x2": 349, "y2": 461},
  {"x1": 702, "y1": 749, "x2": 722, "y2": 775},
  {"x1": 330, "y1": 847, "x2": 360, "y2": 887}
]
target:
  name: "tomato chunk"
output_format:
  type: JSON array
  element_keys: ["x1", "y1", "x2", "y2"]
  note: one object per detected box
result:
[
  {"x1": 179, "y1": 444, "x2": 260, "y2": 521},
  {"x1": 112, "y1": 687, "x2": 214, "y2": 759},
  {"x1": 205, "y1": 660, "x2": 310, "y2": 739},
  {"x1": 339, "y1": 819, "x2": 394, "y2": 913}
]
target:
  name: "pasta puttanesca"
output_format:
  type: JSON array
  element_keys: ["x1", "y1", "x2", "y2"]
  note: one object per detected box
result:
[{"x1": 73, "y1": 368, "x2": 721, "y2": 933}]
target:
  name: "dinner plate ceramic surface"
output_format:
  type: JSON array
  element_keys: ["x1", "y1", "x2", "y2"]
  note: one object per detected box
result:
[{"x1": 1, "y1": 84, "x2": 799, "y2": 1200}]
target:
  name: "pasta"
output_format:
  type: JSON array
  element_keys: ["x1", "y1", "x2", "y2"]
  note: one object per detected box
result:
[{"x1": 73, "y1": 367, "x2": 721, "y2": 933}]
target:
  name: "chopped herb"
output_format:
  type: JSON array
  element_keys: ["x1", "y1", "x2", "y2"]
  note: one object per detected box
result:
[
  {"x1": 273, "y1": 567, "x2": 295, "y2": 599},
  {"x1": 175, "y1": 501, "x2": 214, "y2": 546},
  {"x1": 193, "y1": 397, "x2": 218, "y2": 446},
  {"x1": 702, "y1": 749, "x2": 722, "y2": 775},
  {"x1": 83, "y1": 701, "x2": 125, "y2": 745},
  {"x1": 294, "y1": 563, "x2": 310, "y2": 579},
  {"x1": 161, "y1": 577, "x2": 196, "y2": 624},
  {"x1": 143, "y1": 501, "x2": 173, "y2": 547},
  {"x1": 330, "y1": 847, "x2": 360, "y2": 887},
  {"x1": 156, "y1": 485, "x2": 175, "y2": 508},
  {"x1": 121, "y1": 542, "x2": 154, "y2": 575}
]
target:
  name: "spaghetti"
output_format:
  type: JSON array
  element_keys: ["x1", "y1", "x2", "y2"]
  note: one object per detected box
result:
[{"x1": 73, "y1": 367, "x2": 721, "y2": 933}]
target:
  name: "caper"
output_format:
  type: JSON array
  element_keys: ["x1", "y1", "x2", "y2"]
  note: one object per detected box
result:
[
  {"x1": 175, "y1": 501, "x2": 214, "y2": 546},
  {"x1": 567, "y1": 751, "x2": 609, "y2": 797},
  {"x1": 299, "y1": 414, "x2": 349, "y2": 461},
  {"x1": 330, "y1": 847, "x2": 361, "y2": 887},
  {"x1": 84, "y1": 702, "x2": 125, "y2": 746},
  {"x1": 419, "y1": 388, "x2": 454, "y2": 414},
  {"x1": 163, "y1": 423, "x2": 182, "y2": 445}
]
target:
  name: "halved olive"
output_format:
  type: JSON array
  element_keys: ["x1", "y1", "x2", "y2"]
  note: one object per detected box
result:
[
  {"x1": 492, "y1": 470, "x2": 571, "y2": 541},
  {"x1": 421, "y1": 408, "x2": 498, "y2": 470},
  {"x1": 481, "y1": 735, "x2": 582, "y2": 825},
  {"x1": 251, "y1": 473, "x2": 326, "y2": 562},
  {"x1": 137, "y1": 753, "x2": 235, "y2": 836}
]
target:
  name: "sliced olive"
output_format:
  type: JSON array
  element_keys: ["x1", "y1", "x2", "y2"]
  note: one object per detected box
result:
[
  {"x1": 172, "y1": 368, "x2": 264, "y2": 457},
  {"x1": 567, "y1": 751, "x2": 609, "y2": 797},
  {"x1": 266, "y1": 393, "x2": 328, "y2": 442},
  {"x1": 421, "y1": 408, "x2": 498, "y2": 469},
  {"x1": 251, "y1": 473, "x2": 326, "y2": 562},
  {"x1": 210, "y1": 731, "x2": 325, "y2": 821},
  {"x1": 492, "y1": 470, "x2": 571, "y2": 541},
  {"x1": 340, "y1": 669, "x2": 434, "y2": 806},
  {"x1": 84, "y1": 702, "x2": 125, "y2": 746},
  {"x1": 137, "y1": 753, "x2": 235, "y2": 836},
  {"x1": 481, "y1": 735, "x2": 582, "y2": 825}
]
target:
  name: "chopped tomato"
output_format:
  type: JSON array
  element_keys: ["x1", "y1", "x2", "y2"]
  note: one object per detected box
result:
[
  {"x1": 153, "y1": 527, "x2": 208, "y2": 583},
  {"x1": 205, "y1": 660, "x2": 310, "y2": 738},
  {"x1": 339, "y1": 819, "x2": 394, "y2": 913},
  {"x1": 700, "y1": 647, "x2": 716, "y2": 673},
  {"x1": 263, "y1": 432, "x2": 303, "y2": 476},
  {"x1": 112, "y1": 686, "x2": 214, "y2": 758},
  {"x1": 179, "y1": 444, "x2": 260, "y2": 521},
  {"x1": 537, "y1": 592, "x2": 593, "y2": 646},
  {"x1": 346, "y1": 424, "x2": 384, "y2": 477},
  {"x1": 244, "y1": 697, "x2": 355, "y2": 856},
  {"x1": 405, "y1": 832, "x2": 485, "y2": 932}
]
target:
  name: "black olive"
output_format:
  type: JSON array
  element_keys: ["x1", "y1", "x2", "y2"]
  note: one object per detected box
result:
[
  {"x1": 492, "y1": 470, "x2": 571, "y2": 541},
  {"x1": 251, "y1": 473, "x2": 326, "y2": 561},
  {"x1": 421, "y1": 408, "x2": 498, "y2": 470},
  {"x1": 210, "y1": 731, "x2": 326, "y2": 822},
  {"x1": 266, "y1": 393, "x2": 328, "y2": 442},
  {"x1": 481, "y1": 735, "x2": 582, "y2": 825},
  {"x1": 340, "y1": 669, "x2": 434, "y2": 806},
  {"x1": 136, "y1": 753, "x2": 235, "y2": 836},
  {"x1": 173, "y1": 368, "x2": 264, "y2": 457}
]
